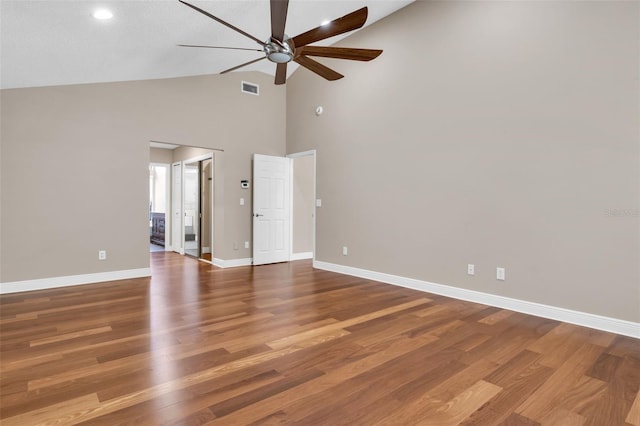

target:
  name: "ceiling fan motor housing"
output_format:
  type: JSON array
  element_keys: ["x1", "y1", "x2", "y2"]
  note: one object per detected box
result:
[{"x1": 264, "y1": 38, "x2": 294, "y2": 63}]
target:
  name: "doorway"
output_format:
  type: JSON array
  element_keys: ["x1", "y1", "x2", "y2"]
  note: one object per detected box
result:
[
  {"x1": 251, "y1": 151, "x2": 316, "y2": 265},
  {"x1": 183, "y1": 156, "x2": 213, "y2": 261},
  {"x1": 288, "y1": 151, "x2": 316, "y2": 261}
]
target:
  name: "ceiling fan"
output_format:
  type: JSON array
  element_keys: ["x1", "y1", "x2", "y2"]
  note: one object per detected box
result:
[{"x1": 178, "y1": 0, "x2": 383, "y2": 85}]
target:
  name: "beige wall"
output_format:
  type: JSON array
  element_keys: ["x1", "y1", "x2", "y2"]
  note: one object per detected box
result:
[
  {"x1": 286, "y1": 1, "x2": 639, "y2": 322},
  {"x1": 149, "y1": 147, "x2": 173, "y2": 164},
  {"x1": 292, "y1": 155, "x2": 314, "y2": 254},
  {"x1": 1, "y1": 71, "x2": 285, "y2": 283},
  {"x1": 172, "y1": 146, "x2": 212, "y2": 163},
  {"x1": 2, "y1": 1, "x2": 637, "y2": 324}
]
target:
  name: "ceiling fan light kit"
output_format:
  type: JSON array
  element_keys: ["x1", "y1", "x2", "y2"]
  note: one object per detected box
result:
[
  {"x1": 178, "y1": 0, "x2": 383, "y2": 85},
  {"x1": 264, "y1": 39, "x2": 294, "y2": 64}
]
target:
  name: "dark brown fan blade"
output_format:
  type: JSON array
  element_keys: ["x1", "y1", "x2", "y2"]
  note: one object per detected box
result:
[
  {"x1": 294, "y1": 55, "x2": 343, "y2": 81},
  {"x1": 178, "y1": 44, "x2": 262, "y2": 52},
  {"x1": 275, "y1": 63, "x2": 287, "y2": 85},
  {"x1": 291, "y1": 7, "x2": 368, "y2": 48},
  {"x1": 298, "y1": 46, "x2": 382, "y2": 61},
  {"x1": 179, "y1": 0, "x2": 265, "y2": 47},
  {"x1": 220, "y1": 56, "x2": 267, "y2": 74},
  {"x1": 270, "y1": 0, "x2": 289, "y2": 42}
]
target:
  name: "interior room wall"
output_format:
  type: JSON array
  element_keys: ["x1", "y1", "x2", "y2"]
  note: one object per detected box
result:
[
  {"x1": 292, "y1": 155, "x2": 314, "y2": 255},
  {"x1": 1, "y1": 71, "x2": 285, "y2": 284},
  {"x1": 172, "y1": 146, "x2": 211, "y2": 163},
  {"x1": 150, "y1": 147, "x2": 173, "y2": 164},
  {"x1": 286, "y1": 1, "x2": 639, "y2": 322}
]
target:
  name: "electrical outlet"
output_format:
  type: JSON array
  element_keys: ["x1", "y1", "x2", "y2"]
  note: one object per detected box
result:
[
  {"x1": 98, "y1": 250, "x2": 107, "y2": 260},
  {"x1": 497, "y1": 267, "x2": 505, "y2": 281},
  {"x1": 316, "y1": 199, "x2": 322, "y2": 207},
  {"x1": 467, "y1": 264, "x2": 475, "y2": 275},
  {"x1": 240, "y1": 198, "x2": 245, "y2": 206},
  {"x1": 244, "y1": 241, "x2": 249, "y2": 249},
  {"x1": 342, "y1": 246, "x2": 348, "y2": 256}
]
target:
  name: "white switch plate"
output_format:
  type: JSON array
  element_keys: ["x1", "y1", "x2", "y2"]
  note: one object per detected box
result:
[
  {"x1": 244, "y1": 241, "x2": 249, "y2": 249},
  {"x1": 497, "y1": 267, "x2": 505, "y2": 281},
  {"x1": 342, "y1": 246, "x2": 348, "y2": 256},
  {"x1": 316, "y1": 199, "x2": 322, "y2": 207},
  {"x1": 98, "y1": 250, "x2": 107, "y2": 260},
  {"x1": 240, "y1": 198, "x2": 244, "y2": 205},
  {"x1": 467, "y1": 264, "x2": 475, "y2": 275}
]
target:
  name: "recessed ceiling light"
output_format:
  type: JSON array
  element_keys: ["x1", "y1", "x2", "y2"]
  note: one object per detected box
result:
[
  {"x1": 92, "y1": 9, "x2": 113, "y2": 20},
  {"x1": 321, "y1": 20, "x2": 330, "y2": 26}
]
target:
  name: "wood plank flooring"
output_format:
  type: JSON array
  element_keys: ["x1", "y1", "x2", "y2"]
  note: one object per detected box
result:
[{"x1": 1, "y1": 253, "x2": 639, "y2": 425}]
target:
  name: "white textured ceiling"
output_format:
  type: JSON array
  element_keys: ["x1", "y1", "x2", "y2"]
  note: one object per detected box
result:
[{"x1": 0, "y1": 0, "x2": 413, "y2": 89}]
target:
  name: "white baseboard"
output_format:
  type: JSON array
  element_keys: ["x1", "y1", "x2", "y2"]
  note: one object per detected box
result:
[
  {"x1": 313, "y1": 261, "x2": 639, "y2": 339},
  {"x1": 0, "y1": 268, "x2": 152, "y2": 294},
  {"x1": 213, "y1": 258, "x2": 253, "y2": 268},
  {"x1": 291, "y1": 252, "x2": 313, "y2": 261}
]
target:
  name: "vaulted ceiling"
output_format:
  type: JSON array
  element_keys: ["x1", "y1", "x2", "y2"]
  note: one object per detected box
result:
[{"x1": 1, "y1": 0, "x2": 413, "y2": 89}]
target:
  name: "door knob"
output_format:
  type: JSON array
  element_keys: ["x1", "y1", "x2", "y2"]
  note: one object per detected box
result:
[{"x1": 254, "y1": 213, "x2": 264, "y2": 217}]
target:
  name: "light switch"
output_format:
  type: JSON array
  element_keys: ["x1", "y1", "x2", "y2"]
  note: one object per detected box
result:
[
  {"x1": 316, "y1": 199, "x2": 322, "y2": 207},
  {"x1": 240, "y1": 198, "x2": 244, "y2": 205}
]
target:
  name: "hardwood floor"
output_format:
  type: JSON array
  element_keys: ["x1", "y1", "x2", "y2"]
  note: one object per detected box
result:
[{"x1": 1, "y1": 253, "x2": 639, "y2": 425}]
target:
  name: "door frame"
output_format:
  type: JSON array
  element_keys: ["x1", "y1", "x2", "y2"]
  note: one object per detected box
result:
[
  {"x1": 171, "y1": 162, "x2": 183, "y2": 254},
  {"x1": 286, "y1": 150, "x2": 317, "y2": 262},
  {"x1": 149, "y1": 162, "x2": 171, "y2": 252},
  {"x1": 199, "y1": 158, "x2": 214, "y2": 260},
  {"x1": 182, "y1": 153, "x2": 214, "y2": 262}
]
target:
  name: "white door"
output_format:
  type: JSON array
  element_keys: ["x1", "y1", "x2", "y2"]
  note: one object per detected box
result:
[
  {"x1": 253, "y1": 154, "x2": 291, "y2": 265},
  {"x1": 172, "y1": 162, "x2": 182, "y2": 253}
]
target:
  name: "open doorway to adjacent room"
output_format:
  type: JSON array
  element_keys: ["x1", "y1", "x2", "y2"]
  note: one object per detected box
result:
[
  {"x1": 150, "y1": 141, "x2": 216, "y2": 263},
  {"x1": 289, "y1": 150, "x2": 316, "y2": 261}
]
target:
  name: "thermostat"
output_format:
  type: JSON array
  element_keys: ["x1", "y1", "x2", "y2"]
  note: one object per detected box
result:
[{"x1": 241, "y1": 180, "x2": 250, "y2": 189}]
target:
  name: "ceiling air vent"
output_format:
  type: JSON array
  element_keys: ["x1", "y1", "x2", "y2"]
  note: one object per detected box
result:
[{"x1": 241, "y1": 81, "x2": 259, "y2": 96}]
